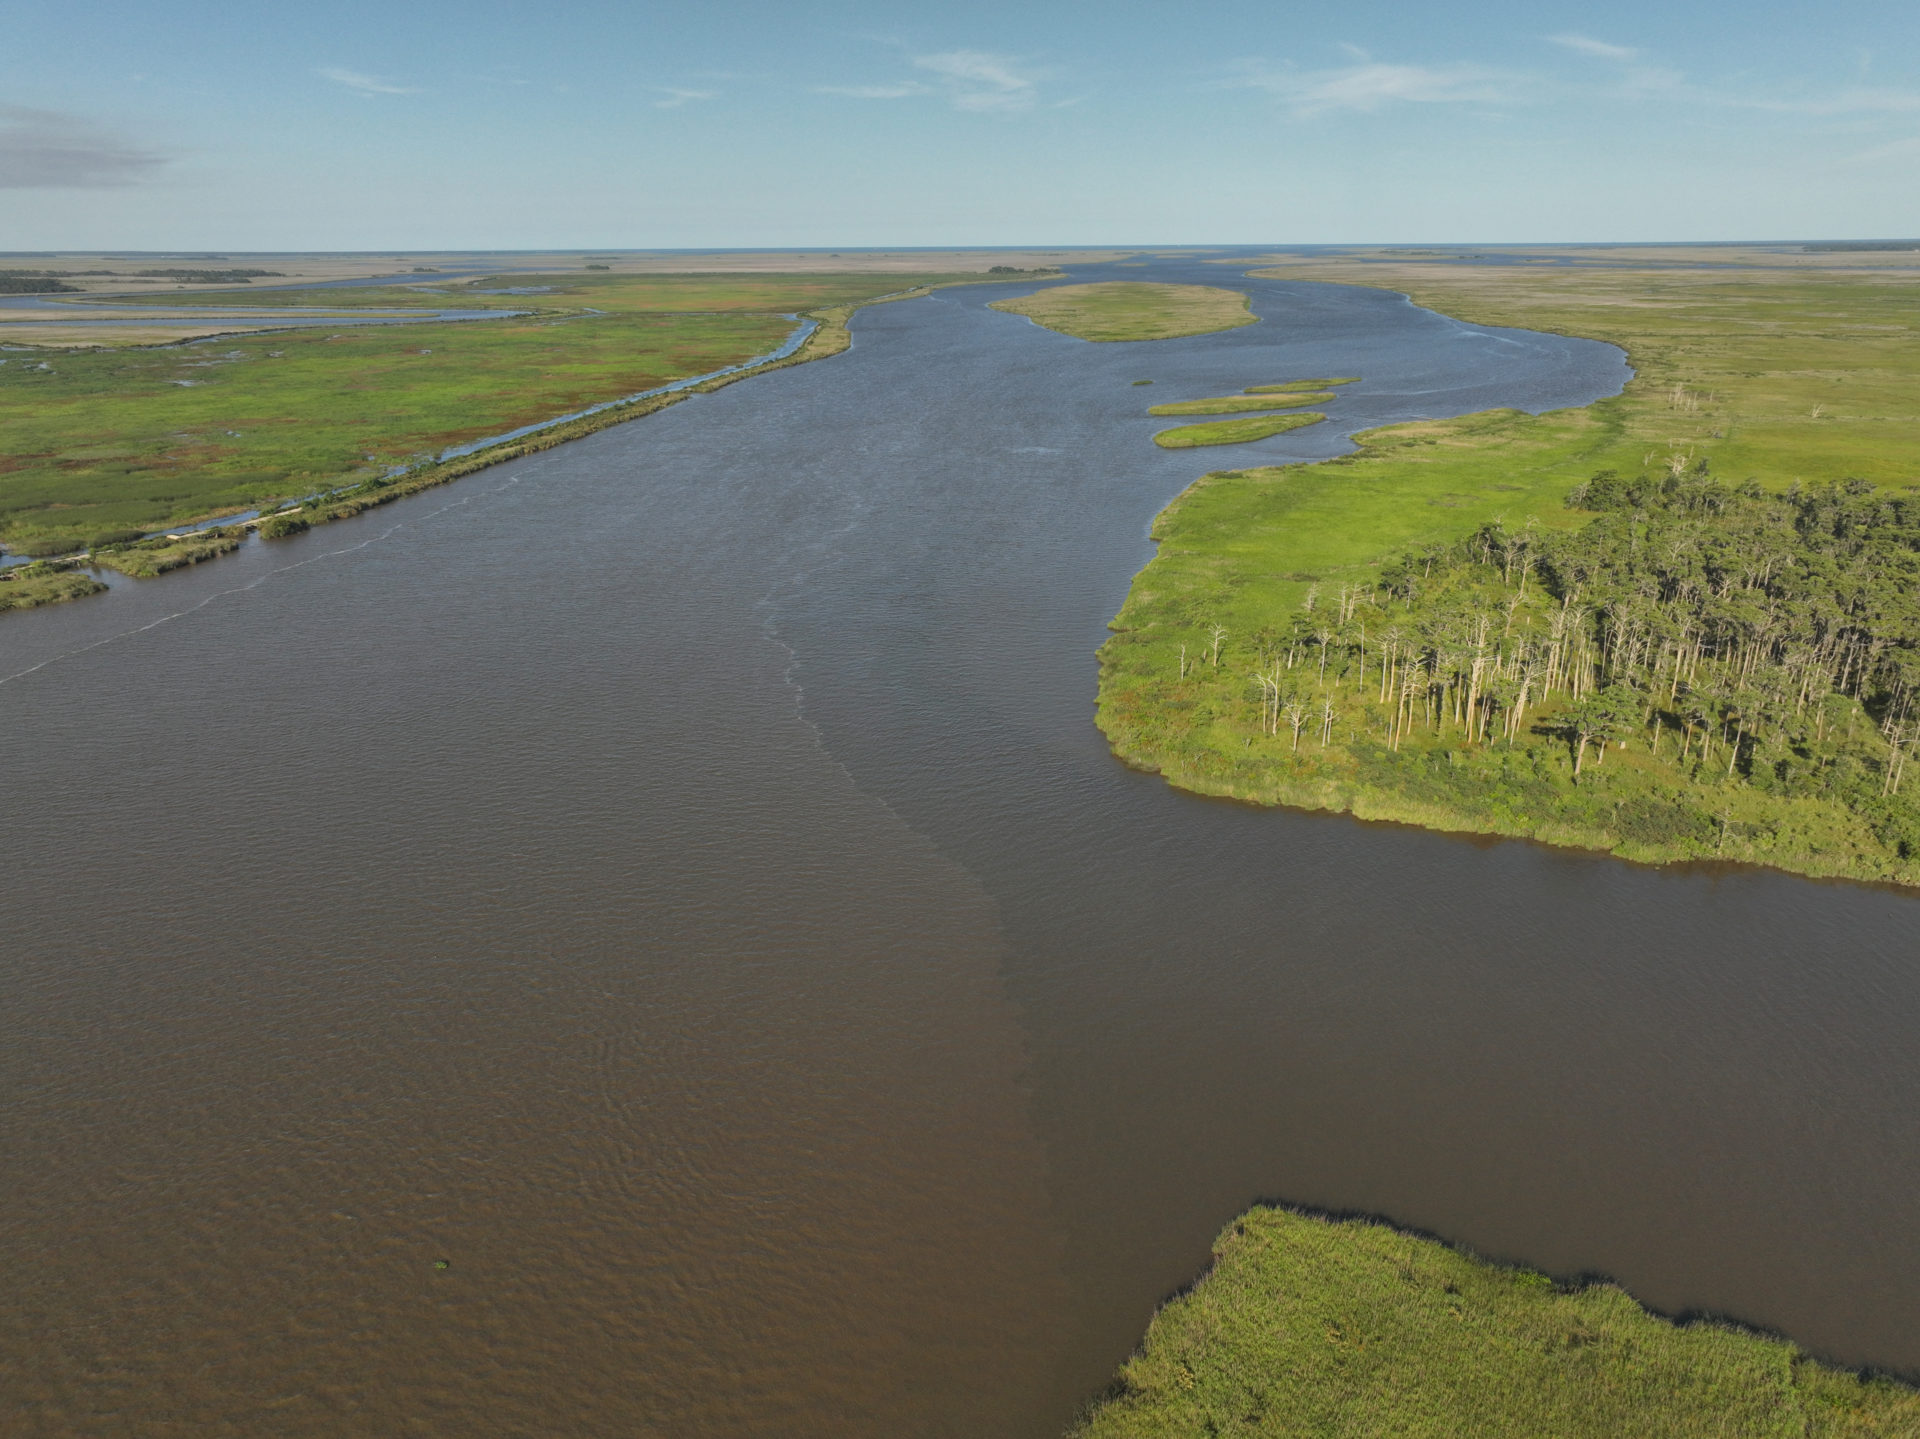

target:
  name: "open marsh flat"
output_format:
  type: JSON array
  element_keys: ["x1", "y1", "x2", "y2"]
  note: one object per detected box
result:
[{"x1": 4, "y1": 257, "x2": 1920, "y2": 1435}]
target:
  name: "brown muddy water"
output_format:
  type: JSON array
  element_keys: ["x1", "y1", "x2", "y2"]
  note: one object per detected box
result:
[{"x1": 3, "y1": 258, "x2": 1917, "y2": 1436}]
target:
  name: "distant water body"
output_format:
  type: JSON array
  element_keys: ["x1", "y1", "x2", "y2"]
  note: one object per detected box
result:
[{"x1": 4, "y1": 257, "x2": 1917, "y2": 1437}]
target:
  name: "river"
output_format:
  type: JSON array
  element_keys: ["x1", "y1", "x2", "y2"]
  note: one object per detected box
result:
[{"x1": 2, "y1": 256, "x2": 1916, "y2": 1437}]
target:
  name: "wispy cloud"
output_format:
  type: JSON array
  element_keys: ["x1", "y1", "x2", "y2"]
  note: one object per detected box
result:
[
  {"x1": 1738, "y1": 86, "x2": 1920, "y2": 115},
  {"x1": 913, "y1": 50, "x2": 1040, "y2": 112},
  {"x1": 1231, "y1": 60, "x2": 1518, "y2": 116},
  {"x1": 815, "y1": 82, "x2": 929, "y2": 100},
  {"x1": 317, "y1": 66, "x2": 419, "y2": 96},
  {"x1": 1549, "y1": 34, "x2": 1638, "y2": 62},
  {"x1": 815, "y1": 50, "x2": 1045, "y2": 112},
  {"x1": 651, "y1": 87, "x2": 716, "y2": 109},
  {"x1": 0, "y1": 105, "x2": 166, "y2": 188}
]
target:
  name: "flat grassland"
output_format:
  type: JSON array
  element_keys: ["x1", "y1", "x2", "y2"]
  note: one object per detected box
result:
[
  {"x1": 1152, "y1": 412, "x2": 1326, "y2": 449},
  {"x1": 1073, "y1": 1207, "x2": 1920, "y2": 1438},
  {"x1": 1097, "y1": 260, "x2": 1920, "y2": 886},
  {"x1": 0, "y1": 272, "x2": 968, "y2": 559},
  {"x1": 990, "y1": 282, "x2": 1257, "y2": 341}
]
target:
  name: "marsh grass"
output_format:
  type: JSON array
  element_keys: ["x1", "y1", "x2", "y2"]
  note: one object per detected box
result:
[
  {"x1": 0, "y1": 562, "x2": 105, "y2": 610},
  {"x1": 0, "y1": 272, "x2": 970, "y2": 570},
  {"x1": 1152, "y1": 412, "x2": 1326, "y2": 449},
  {"x1": 89, "y1": 529, "x2": 244, "y2": 578},
  {"x1": 1100, "y1": 263, "x2": 1920, "y2": 885},
  {"x1": 1072, "y1": 1207, "x2": 1920, "y2": 1438},
  {"x1": 989, "y1": 282, "x2": 1257, "y2": 342},
  {"x1": 1246, "y1": 377, "x2": 1360, "y2": 393},
  {"x1": 1148, "y1": 392, "x2": 1334, "y2": 417}
]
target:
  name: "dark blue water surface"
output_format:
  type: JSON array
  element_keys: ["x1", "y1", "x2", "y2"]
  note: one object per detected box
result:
[{"x1": 3, "y1": 257, "x2": 1916, "y2": 1438}]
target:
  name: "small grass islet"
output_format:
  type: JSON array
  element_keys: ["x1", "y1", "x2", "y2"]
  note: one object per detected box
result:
[
  {"x1": 1100, "y1": 258, "x2": 1920, "y2": 887},
  {"x1": 989, "y1": 281, "x2": 1257, "y2": 342},
  {"x1": 1247, "y1": 376, "x2": 1359, "y2": 393},
  {"x1": 1071, "y1": 1207, "x2": 1920, "y2": 1438},
  {"x1": 1148, "y1": 392, "x2": 1334, "y2": 417},
  {"x1": 1152, "y1": 412, "x2": 1326, "y2": 449}
]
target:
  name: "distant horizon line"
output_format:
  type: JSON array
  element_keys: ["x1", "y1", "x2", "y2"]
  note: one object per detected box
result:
[{"x1": 4, "y1": 238, "x2": 1919, "y2": 258}]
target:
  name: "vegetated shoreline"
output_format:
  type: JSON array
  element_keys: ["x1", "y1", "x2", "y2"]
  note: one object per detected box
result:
[
  {"x1": 1097, "y1": 280, "x2": 1920, "y2": 894},
  {"x1": 1071, "y1": 1205, "x2": 1920, "y2": 1437},
  {"x1": 0, "y1": 278, "x2": 1005, "y2": 615},
  {"x1": 1099, "y1": 494, "x2": 1920, "y2": 895}
]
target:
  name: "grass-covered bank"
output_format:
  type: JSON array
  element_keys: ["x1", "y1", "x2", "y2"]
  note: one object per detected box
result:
[
  {"x1": 990, "y1": 282, "x2": 1257, "y2": 341},
  {"x1": 0, "y1": 270, "x2": 995, "y2": 609},
  {"x1": 0, "y1": 562, "x2": 106, "y2": 611},
  {"x1": 0, "y1": 272, "x2": 989, "y2": 558},
  {"x1": 1098, "y1": 262, "x2": 1920, "y2": 887},
  {"x1": 1071, "y1": 1207, "x2": 1920, "y2": 1437}
]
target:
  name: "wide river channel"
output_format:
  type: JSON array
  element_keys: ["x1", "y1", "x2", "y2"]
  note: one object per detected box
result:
[{"x1": 4, "y1": 257, "x2": 1917, "y2": 1436}]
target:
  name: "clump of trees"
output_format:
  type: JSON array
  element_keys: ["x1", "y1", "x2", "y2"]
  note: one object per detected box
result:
[{"x1": 1210, "y1": 467, "x2": 1920, "y2": 858}]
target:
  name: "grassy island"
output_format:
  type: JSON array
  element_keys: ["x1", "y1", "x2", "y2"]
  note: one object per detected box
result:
[
  {"x1": 1249, "y1": 377, "x2": 1359, "y2": 393},
  {"x1": 1153, "y1": 412, "x2": 1326, "y2": 449},
  {"x1": 990, "y1": 282, "x2": 1257, "y2": 341},
  {"x1": 1148, "y1": 392, "x2": 1334, "y2": 417},
  {"x1": 1072, "y1": 1207, "x2": 1920, "y2": 1437},
  {"x1": 1099, "y1": 257, "x2": 1920, "y2": 887}
]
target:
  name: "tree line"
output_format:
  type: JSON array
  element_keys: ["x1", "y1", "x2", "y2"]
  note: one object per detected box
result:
[{"x1": 1217, "y1": 468, "x2": 1920, "y2": 845}]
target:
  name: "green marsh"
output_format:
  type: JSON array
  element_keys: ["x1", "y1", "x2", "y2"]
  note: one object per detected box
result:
[
  {"x1": 1073, "y1": 1208, "x2": 1920, "y2": 1438},
  {"x1": 1151, "y1": 412, "x2": 1326, "y2": 449}
]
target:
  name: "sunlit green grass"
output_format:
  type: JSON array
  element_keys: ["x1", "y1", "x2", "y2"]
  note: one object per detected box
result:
[
  {"x1": 989, "y1": 282, "x2": 1257, "y2": 341},
  {"x1": 1147, "y1": 392, "x2": 1333, "y2": 416},
  {"x1": 1151, "y1": 412, "x2": 1325, "y2": 448},
  {"x1": 1247, "y1": 377, "x2": 1359, "y2": 393},
  {"x1": 0, "y1": 273, "x2": 967, "y2": 553},
  {"x1": 1073, "y1": 1208, "x2": 1920, "y2": 1438},
  {"x1": 95, "y1": 271, "x2": 930, "y2": 315},
  {"x1": 0, "y1": 563, "x2": 104, "y2": 610},
  {"x1": 1099, "y1": 265, "x2": 1920, "y2": 884}
]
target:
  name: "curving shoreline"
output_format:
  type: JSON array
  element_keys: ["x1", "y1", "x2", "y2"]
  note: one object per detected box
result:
[{"x1": 1097, "y1": 264, "x2": 1920, "y2": 893}]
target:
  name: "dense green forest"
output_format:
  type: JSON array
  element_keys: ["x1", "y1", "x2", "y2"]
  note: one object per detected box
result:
[{"x1": 1114, "y1": 469, "x2": 1920, "y2": 883}]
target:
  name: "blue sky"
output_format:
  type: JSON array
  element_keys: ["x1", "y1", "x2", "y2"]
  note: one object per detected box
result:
[{"x1": 3, "y1": 0, "x2": 1916, "y2": 248}]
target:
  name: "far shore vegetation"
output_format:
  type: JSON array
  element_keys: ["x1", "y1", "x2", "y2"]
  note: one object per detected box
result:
[
  {"x1": 0, "y1": 270, "x2": 999, "y2": 605},
  {"x1": 989, "y1": 281, "x2": 1257, "y2": 342},
  {"x1": 1072, "y1": 1206, "x2": 1920, "y2": 1437},
  {"x1": 1153, "y1": 412, "x2": 1325, "y2": 449},
  {"x1": 1099, "y1": 259, "x2": 1920, "y2": 887}
]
